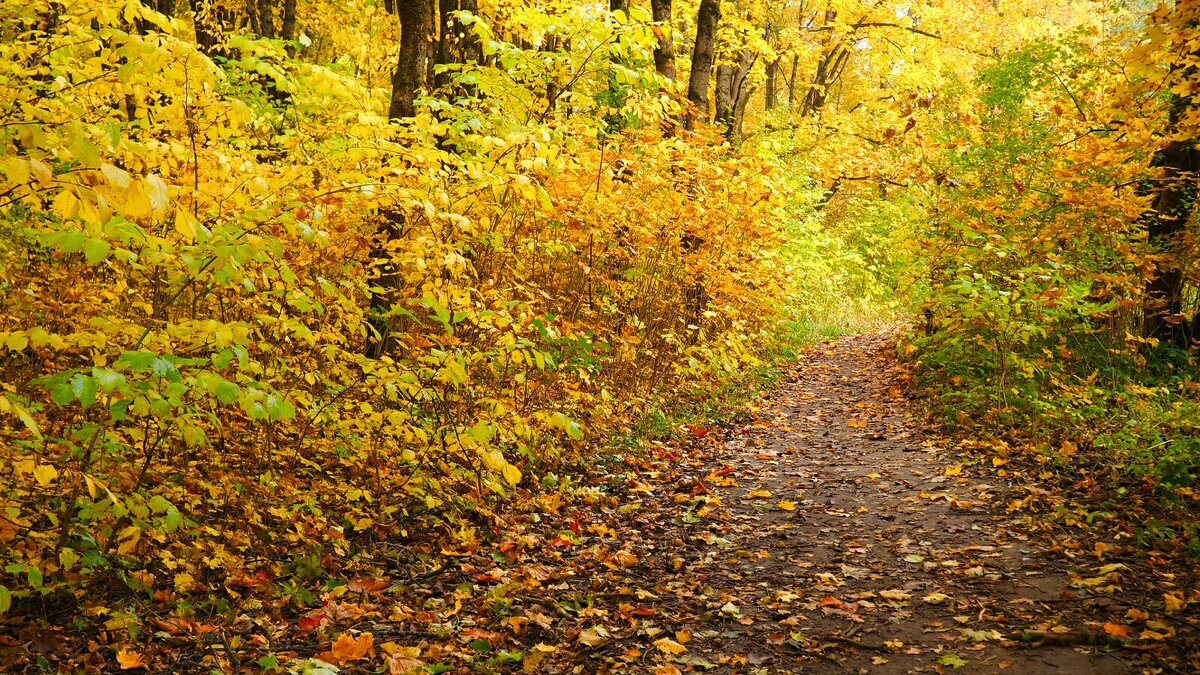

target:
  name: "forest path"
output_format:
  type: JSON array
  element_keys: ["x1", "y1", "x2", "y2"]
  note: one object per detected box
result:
[{"x1": 566, "y1": 331, "x2": 1136, "y2": 674}]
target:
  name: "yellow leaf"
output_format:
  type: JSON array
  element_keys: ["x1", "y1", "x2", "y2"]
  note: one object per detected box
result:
[
  {"x1": 653, "y1": 637, "x2": 687, "y2": 655},
  {"x1": 992, "y1": 456, "x2": 1008, "y2": 467},
  {"x1": 116, "y1": 646, "x2": 146, "y2": 670},
  {"x1": 144, "y1": 175, "x2": 170, "y2": 215},
  {"x1": 1164, "y1": 593, "x2": 1185, "y2": 613},
  {"x1": 748, "y1": 489, "x2": 773, "y2": 498},
  {"x1": 777, "y1": 500, "x2": 796, "y2": 511},
  {"x1": 944, "y1": 465, "x2": 963, "y2": 477},
  {"x1": 33, "y1": 464, "x2": 58, "y2": 487},
  {"x1": 175, "y1": 207, "x2": 199, "y2": 243}
]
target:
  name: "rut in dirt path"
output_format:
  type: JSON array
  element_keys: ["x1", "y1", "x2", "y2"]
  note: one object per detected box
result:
[{"x1": 608, "y1": 331, "x2": 1137, "y2": 674}]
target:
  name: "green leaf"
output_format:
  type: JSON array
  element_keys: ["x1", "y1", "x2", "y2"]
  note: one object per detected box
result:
[
  {"x1": 116, "y1": 351, "x2": 158, "y2": 372},
  {"x1": 214, "y1": 380, "x2": 239, "y2": 405},
  {"x1": 92, "y1": 368, "x2": 126, "y2": 394},
  {"x1": 57, "y1": 231, "x2": 87, "y2": 254},
  {"x1": 83, "y1": 237, "x2": 111, "y2": 264},
  {"x1": 51, "y1": 382, "x2": 75, "y2": 406},
  {"x1": 0, "y1": 585, "x2": 9, "y2": 614},
  {"x1": 71, "y1": 374, "x2": 97, "y2": 409},
  {"x1": 938, "y1": 653, "x2": 967, "y2": 669}
]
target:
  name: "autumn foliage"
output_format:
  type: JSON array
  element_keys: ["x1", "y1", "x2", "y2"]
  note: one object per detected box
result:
[{"x1": 1, "y1": 0, "x2": 1198, "y2": 671}]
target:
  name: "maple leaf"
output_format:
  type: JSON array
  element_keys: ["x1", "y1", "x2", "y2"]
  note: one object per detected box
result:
[
  {"x1": 319, "y1": 632, "x2": 374, "y2": 664},
  {"x1": 116, "y1": 647, "x2": 146, "y2": 670}
]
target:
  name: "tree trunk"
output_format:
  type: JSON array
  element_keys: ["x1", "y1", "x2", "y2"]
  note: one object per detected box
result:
[
  {"x1": 714, "y1": 63, "x2": 734, "y2": 128},
  {"x1": 281, "y1": 0, "x2": 297, "y2": 41},
  {"x1": 389, "y1": 0, "x2": 437, "y2": 120},
  {"x1": 650, "y1": 0, "x2": 675, "y2": 80},
  {"x1": 256, "y1": 0, "x2": 275, "y2": 37},
  {"x1": 714, "y1": 50, "x2": 754, "y2": 140},
  {"x1": 787, "y1": 53, "x2": 799, "y2": 108},
  {"x1": 1141, "y1": 4, "x2": 1199, "y2": 348},
  {"x1": 436, "y1": 0, "x2": 482, "y2": 90},
  {"x1": 765, "y1": 57, "x2": 780, "y2": 110},
  {"x1": 685, "y1": 0, "x2": 720, "y2": 129},
  {"x1": 1141, "y1": 104, "x2": 1199, "y2": 347},
  {"x1": 610, "y1": 0, "x2": 630, "y2": 13}
]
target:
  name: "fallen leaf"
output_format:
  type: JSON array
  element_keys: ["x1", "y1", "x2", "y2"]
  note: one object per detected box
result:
[
  {"x1": 1103, "y1": 622, "x2": 1131, "y2": 638},
  {"x1": 653, "y1": 637, "x2": 687, "y2": 655},
  {"x1": 116, "y1": 647, "x2": 146, "y2": 670},
  {"x1": 321, "y1": 632, "x2": 374, "y2": 664},
  {"x1": 922, "y1": 592, "x2": 951, "y2": 604}
]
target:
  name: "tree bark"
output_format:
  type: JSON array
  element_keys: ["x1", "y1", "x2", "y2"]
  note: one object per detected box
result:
[
  {"x1": 610, "y1": 0, "x2": 630, "y2": 13},
  {"x1": 255, "y1": 0, "x2": 275, "y2": 37},
  {"x1": 714, "y1": 50, "x2": 754, "y2": 140},
  {"x1": 685, "y1": 0, "x2": 720, "y2": 129},
  {"x1": 389, "y1": 0, "x2": 437, "y2": 120},
  {"x1": 787, "y1": 53, "x2": 799, "y2": 108},
  {"x1": 650, "y1": 0, "x2": 675, "y2": 80},
  {"x1": 1141, "y1": 104, "x2": 1199, "y2": 347},
  {"x1": 1141, "y1": 4, "x2": 1199, "y2": 348},
  {"x1": 765, "y1": 57, "x2": 780, "y2": 110},
  {"x1": 281, "y1": 0, "x2": 297, "y2": 41}
]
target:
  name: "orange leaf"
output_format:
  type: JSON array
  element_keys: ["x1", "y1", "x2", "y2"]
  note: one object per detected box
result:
[
  {"x1": 116, "y1": 647, "x2": 146, "y2": 670},
  {"x1": 1102, "y1": 622, "x2": 1130, "y2": 638},
  {"x1": 321, "y1": 632, "x2": 375, "y2": 664}
]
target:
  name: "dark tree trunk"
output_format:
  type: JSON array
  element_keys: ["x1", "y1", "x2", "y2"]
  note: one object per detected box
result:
[
  {"x1": 281, "y1": 0, "x2": 297, "y2": 41},
  {"x1": 714, "y1": 64, "x2": 734, "y2": 127},
  {"x1": 685, "y1": 0, "x2": 720, "y2": 129},
  {"x1": 787, "y1": 53, "x2": 799, "y2": 108},
  {"x1": 650, "y1": 0, "x2": 675, "y2": 80},
  {"x1": 802, "y1": 43, "x2": 849, "y2": 117},
  {"x1": 256, "y1": 0, "x2": 275, "y2": 37},
  {"x1": 1141, "y1": 5, "x2": 1199, "y2": 348},
  {"x1": 1142, "y1": 102, "x2": 1199, "y2": 347},
  {"x1": 610, "y1": 0, "x2": 630, "y2": 13},
  {"x1": 436, "y1": 0, "x2": 482, "y2": 90},
  {"x1": 389, "y1": 0, "x2": 437, "y2": 120},
  {"x1": 765, "y1": 57, "x2": 780, "y2": 110}
]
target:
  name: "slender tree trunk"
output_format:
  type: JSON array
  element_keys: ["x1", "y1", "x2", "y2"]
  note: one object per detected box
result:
[
  {"x1": 787, "y1": 53, "x2": 799, "y2": 108},
  {"x1": 765, "y1": 57, "x2": 780, "y2": 110},
  {"x1": 281, "y1": 0, "x2": 297, "y2": 41},
  {"x1": 650, "y1": 0, "x2": 675, "y2": 80},
  {"x1": 389, "y1": 0, "x2": 437, "y2": 120},
  {"x1": 714, "y1": 50, "x2": 754, "y2": 140},
  {"x1": 256, "y1": 0, "x2": 275, "y2": 37},
  {"x1": 610, "y1": 0, "x2": 630, "y2": 13},
  {"x1": 714, "y1": 63, "x2": 734, "y2": 128},
  {"x1": 685, "y1": 0, "x2": 720, "y2": 129}
]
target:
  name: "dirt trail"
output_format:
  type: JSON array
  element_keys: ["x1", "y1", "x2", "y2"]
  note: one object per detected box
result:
[{"x1": 578, "y1": 331, "x2": 1137, "y2": 673}]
